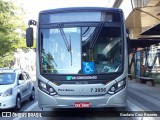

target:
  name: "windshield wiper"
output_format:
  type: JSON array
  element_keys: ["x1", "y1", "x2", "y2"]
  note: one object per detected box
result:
[
  {"x1": 90, "y1": 22, "x2": 104, "y2": 48},
  {"x1": 57, "y1": 23, "x2": 72, "y2": 66},
  {"x1": 57, "y1": 23, "x2": 71, "y2": 52},
  {"x1": 69, "y1": 35, "x2": 72, "y2": 66}
]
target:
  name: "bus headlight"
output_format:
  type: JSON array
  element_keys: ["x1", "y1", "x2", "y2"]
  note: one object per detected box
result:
[
  {"x1": 107, "y1": 79, "x2": 126, "y2": 95},
  {"x1": 39, "y1": 81, "x2": 57, "y2": 96}
]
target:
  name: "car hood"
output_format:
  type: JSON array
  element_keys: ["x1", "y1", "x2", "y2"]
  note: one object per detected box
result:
[{"x1": 0, "y1": 84, "x2": 13, "y2": 93}]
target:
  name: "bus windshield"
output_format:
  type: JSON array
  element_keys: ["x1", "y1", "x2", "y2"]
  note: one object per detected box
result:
[{"x1": 41, "y1": 22, "x2": 122, "y2": 74}]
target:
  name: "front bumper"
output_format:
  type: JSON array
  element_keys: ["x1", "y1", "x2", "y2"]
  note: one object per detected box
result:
[
  {"x1": 38, "y1": 86, "x2": 127, "y2": 108},
  {"x1": 0, "y1": 95, "x2": 16, "y2": 109}
]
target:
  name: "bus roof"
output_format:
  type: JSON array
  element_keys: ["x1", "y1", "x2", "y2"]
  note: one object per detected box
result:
[{"x1": 40, "y1": 7, "x2": 122, "y2": 14}]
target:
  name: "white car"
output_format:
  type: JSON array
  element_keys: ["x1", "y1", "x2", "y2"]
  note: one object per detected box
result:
[{"x1": 0, "y1": 68, "x2": 35, "y2": 110}]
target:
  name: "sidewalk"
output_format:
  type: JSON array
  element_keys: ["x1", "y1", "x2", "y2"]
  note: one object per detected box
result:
[
  {"x1": 128, "y1": 79, "x2": 160, "y2": 104},
  {"x1": 127, "y1": 79, "x2": 160, "y2": 120},
  {"x1": 127, "y1": 78, "x2": 160, "y2": 112}
]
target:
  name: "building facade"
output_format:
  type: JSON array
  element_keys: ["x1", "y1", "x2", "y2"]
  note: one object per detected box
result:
[
  {"x1": 113, "y1": 0, "x2": 160, "y2": 76},
  {"x1": 14, "y1": 49, "x2": 36, "y2": 74}
]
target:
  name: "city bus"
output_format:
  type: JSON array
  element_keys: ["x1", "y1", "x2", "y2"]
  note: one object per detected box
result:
[{"x1": 26, "y1": 7, "x2": 128, "y2": 109}]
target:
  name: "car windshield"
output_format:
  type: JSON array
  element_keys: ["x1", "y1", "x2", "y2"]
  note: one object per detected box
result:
[
  {"x1": 41, "y1": 22, "x2": 123, "y2": 74},
  {"x1": 0, "y1": 73, "x2": 16, "y2": 85}
]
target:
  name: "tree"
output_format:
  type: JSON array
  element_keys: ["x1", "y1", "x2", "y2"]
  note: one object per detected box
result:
[{"x1": 0, "y1": 0, "x2": 27, "y2": 67}]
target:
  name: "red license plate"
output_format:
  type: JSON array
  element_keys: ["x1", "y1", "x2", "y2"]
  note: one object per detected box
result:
[{"x1": 74, "y1": 102, "x2": 90, "y2": 108}]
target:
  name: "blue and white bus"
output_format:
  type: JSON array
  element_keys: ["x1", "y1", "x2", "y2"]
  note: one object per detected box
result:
[{"x1": 26, "y1": 7, "x2": 128, "y2": 109}]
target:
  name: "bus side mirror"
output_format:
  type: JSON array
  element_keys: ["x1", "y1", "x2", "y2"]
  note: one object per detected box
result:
[{"x1": 26, "y1": 27, "x2": 34, "y2": 47}]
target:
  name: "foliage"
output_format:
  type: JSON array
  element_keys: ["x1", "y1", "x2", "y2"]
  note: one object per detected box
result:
[{"x1": 0, "y1": 0, "x2": 27, "y2": 67}]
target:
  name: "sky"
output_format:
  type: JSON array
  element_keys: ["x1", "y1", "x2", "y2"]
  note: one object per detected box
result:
[{"x1": 21, "y1": 0, "x2": 115, "y2": 23}]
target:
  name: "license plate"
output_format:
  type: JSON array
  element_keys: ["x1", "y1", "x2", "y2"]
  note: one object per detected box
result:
[{"x1": 74, "y1": 102, "x2": 90, "y2": 108}]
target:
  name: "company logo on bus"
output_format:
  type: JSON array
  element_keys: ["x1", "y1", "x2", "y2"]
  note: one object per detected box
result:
[{"x1": 66, "y1": 76, "x2": 97, "y2": 80}]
